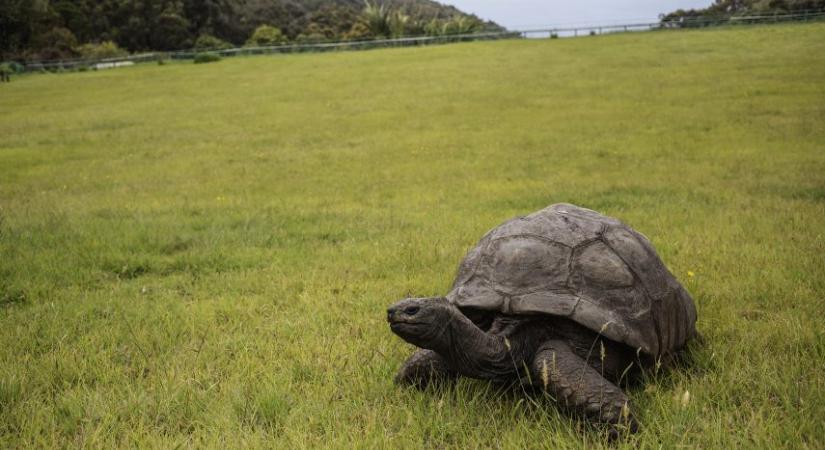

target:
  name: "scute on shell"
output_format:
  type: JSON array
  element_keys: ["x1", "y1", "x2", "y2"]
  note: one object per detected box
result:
[
  {"x1": 445, "y1": 203, "x2": 697, "y2": 357},
  {"x1": 485, "y1": 236, "x2": 571, "y2": 295}
]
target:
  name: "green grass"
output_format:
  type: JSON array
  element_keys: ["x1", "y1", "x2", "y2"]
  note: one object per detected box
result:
[{"x1": 1, "y1": 23, "x2": 824, "y2": 448}]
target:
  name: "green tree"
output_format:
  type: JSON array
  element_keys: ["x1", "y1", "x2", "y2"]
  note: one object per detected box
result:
[
  {"x1": 32, "y1": 27, "x2": 78, "y2": 60},
  {"x1": 151, "y1": 13, "x2": 193, "y2": 51},
  {"x1": 0, "y1": 0, "x2": 50, "y2": 59},
  {"x1": 0, "y1": 0, "x2": 504, "y2": 60},
  {"x1": 184, "y1": 0, "x2": 244, "y2": 46},
  {"x1": 661, "y1": 0, "x2": 825, "y2": 25}
]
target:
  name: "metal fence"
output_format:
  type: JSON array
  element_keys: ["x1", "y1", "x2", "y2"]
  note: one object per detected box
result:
[{"x1": 18, "y1": 9, "x2": 825, "y2": 72}]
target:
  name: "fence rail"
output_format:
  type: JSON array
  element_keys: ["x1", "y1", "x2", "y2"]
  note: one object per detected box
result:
[
  {"x1": 17, "y1": 10, "x2": 825, "y2": 72},
  {"x1": 518, "y1": 9, "x2": 825, "y2": 37}
]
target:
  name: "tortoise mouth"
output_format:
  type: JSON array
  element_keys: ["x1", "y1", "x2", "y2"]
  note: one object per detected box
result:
[
  {"x1": 389, "y1": 320, "x2": 427, "y2": 336},
  {"x1": 389, "y1": 318, "x2": 421, "y2": 328}
]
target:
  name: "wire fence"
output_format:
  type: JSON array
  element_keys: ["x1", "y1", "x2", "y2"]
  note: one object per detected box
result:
[{"x1": 17, "y1": 9, "x2": 825, "y2": 72}]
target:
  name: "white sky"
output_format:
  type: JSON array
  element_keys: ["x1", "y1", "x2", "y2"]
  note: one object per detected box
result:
[{"x1": 445, "y1": 0, "x2": 714, "y2": 29}]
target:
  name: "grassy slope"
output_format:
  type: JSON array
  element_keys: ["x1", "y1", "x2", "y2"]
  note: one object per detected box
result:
[{"x1": 1, "y1": 23, "x2": 824, "y2": 448}]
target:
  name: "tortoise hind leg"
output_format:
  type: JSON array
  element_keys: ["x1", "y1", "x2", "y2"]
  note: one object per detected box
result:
[
  {"x1": 531, "y1": 339, "x2": 639, "y2": 433},
  {"x1": 395, "y1": 349, "x2": 457, "y2": 389}
]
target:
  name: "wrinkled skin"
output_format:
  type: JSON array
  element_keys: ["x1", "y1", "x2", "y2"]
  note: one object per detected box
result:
[{"x1": 387, "y1": 297, "x2": 644, "y2": 433}]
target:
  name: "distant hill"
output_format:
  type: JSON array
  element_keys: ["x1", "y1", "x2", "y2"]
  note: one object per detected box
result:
[
  {"x1": 0, "y1": 0, "x2": 504, "y2": 61},
  {"x1": 661, "y1": 0, "x2": 825, "y2": 23}
]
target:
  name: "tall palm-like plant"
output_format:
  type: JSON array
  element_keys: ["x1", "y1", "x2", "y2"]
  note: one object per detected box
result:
[
  {"x1": 443, "y1": 16, "x2": 480, "y2": 35},
  {"x1": 423, "y1": 16, "x2": 482, "y2": 37},
  {"x1": 389, "y1": 11, "x2": 410, "y2": 38},
  {"x1": 362, "y1": 1, "x2": 391, "y2": 38}
]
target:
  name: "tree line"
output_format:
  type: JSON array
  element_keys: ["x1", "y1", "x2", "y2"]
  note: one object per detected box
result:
[
  {"x1": 661, "y1": 0, "x2": 825, "y2": 24},
  {"x1": 0, "y1": 0, "x2": 502, "y2": 62}
]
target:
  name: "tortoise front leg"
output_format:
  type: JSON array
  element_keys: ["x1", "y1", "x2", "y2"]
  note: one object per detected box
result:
[
  {"x1": 395, "y1": 349, "x2": 458, "y2": 388},
  {"x1": 531, "y1": 340, "x2": 639, "y2": 433}
]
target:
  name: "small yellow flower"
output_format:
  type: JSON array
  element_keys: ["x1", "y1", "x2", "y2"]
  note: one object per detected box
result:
[{"x1": 687, "y1": 270, "x2": 695, "y2": 278}]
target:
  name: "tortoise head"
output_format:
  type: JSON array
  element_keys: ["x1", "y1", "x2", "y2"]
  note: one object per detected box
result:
[{"x1": 387, "y1": 297, "x2": 456, "y2": 349}]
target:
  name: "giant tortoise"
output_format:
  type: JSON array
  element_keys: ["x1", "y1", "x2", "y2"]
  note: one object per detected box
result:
[{"x1": 387, "y1": 203, "x2": 697, "y2": 432}]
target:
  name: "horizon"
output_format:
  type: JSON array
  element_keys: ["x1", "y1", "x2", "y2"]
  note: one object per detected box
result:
[{"x1": 446, "y1": 0, "x2": 714, "y2": 29}]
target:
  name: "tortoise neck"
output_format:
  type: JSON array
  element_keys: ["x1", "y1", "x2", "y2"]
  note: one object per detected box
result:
[{"x1": 429, "y1": 308, "x2": 519, "y2": 380}]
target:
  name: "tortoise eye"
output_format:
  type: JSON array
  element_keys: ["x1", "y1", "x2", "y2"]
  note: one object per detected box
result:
[{"x1": 404, "y1": 306, "x2": 420, "y2": 316}]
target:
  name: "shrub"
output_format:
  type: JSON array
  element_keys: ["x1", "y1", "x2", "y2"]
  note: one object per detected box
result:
[
  {"x1": 76, "y1": 41, "x2": 128, "y2": 60},
  {"x1": 245, "y1": 25, "x2": 286, "y2": 47},
  {"x1": 343, "y1": 22, "x2": 374, "y2": 41},
  {"x1": 194, "y1": 34, "x2": 233, "y2": 50},
  {"x1": 0, "y1": 63, "x2": 12, "y2": 82},
  {"x1": 295, "y1": 33, "x2": 327, "y2": 44},
  {"x1": 2, "y1": 61, "x2": 25, "y2": 73},
  {"x1": 193, "y1": 53, "x2": 221, "y2": 64},
  {"x1": 31, "y1": 27, "x2": 79, "y2": 60}
]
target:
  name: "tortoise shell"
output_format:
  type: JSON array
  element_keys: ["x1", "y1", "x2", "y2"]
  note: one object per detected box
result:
[{"x1": 446, "y1": 203, "x2": 697, "y2": 357}]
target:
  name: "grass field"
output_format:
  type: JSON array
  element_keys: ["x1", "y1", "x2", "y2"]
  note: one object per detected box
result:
[{"x1": 1, "y1": 22, "x2": 824, "y2": 448}]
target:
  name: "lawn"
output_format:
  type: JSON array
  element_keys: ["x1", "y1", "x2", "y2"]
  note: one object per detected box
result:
[{"x1": 1, "y1": 22, "x2": 824, "y2": 449}]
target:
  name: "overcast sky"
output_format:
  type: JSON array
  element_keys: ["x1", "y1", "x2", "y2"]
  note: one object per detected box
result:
[{"x1": 445, "y1": 0, "x2": 713, "y2": 29}]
